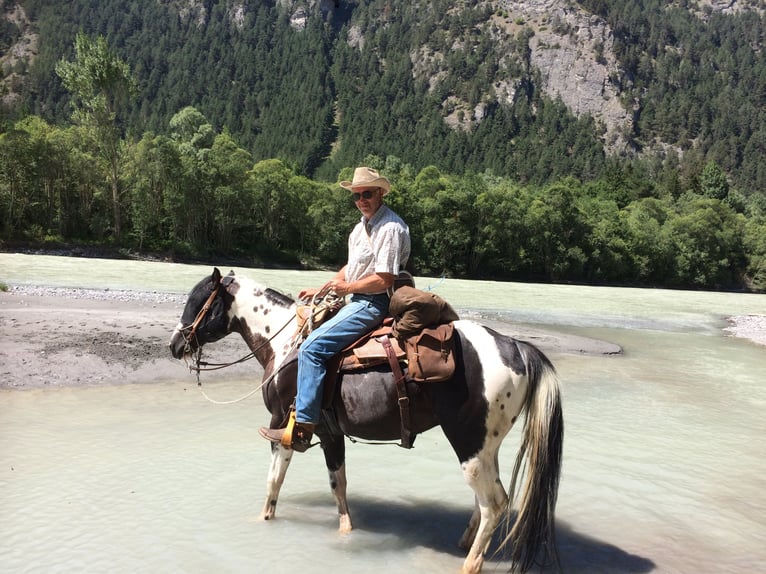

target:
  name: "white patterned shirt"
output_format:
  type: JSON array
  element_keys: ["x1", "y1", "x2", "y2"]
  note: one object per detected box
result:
[{"x1": 345, "y1": 205, "x2": 410, "y2": 292}]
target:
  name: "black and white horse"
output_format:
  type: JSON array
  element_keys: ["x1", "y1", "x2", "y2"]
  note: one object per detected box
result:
[{"x1": 169, "y1": 268, "x2": 563, "y2": 573}]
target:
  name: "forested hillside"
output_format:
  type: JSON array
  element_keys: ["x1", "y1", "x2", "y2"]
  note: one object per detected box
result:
[{"x1": 1, "y1": 0, "x2": 765, "y2": 291}]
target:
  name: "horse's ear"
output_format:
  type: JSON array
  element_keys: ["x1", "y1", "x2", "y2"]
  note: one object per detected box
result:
[
  {"x1": 221, "y1": 271, "x2": 235, "y2": 287},
  {"x1": 212, "y1": 267, "x2": 222, "y2": 284},
  {"x1": 221, "y1": 271, "x2": 239, "y2": 294}
]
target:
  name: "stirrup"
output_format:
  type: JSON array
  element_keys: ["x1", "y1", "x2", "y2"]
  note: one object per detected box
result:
[{"x1": 259, "y1": 411, "x2": 315, "y2": 452}]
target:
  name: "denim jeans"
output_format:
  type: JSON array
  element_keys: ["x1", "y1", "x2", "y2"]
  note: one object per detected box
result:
[{"x1": 294, "y1": 293, "x2": 390, "y2": 424}]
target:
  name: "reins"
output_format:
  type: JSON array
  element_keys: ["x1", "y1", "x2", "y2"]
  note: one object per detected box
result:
[
  {"x1": 181, "y1": 280, "x2": 412, "y2": 445},
  {"x1": 183, "y1": 314, "x2": 299, "y2": 404},
  {"x1": 180, "y1": 277, "x2": 296, "y2": 373},
  {"x1": 181, "y1": 282, "x2": 338, "y2": 405}
]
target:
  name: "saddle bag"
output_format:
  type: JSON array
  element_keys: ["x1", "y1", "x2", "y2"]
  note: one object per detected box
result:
[
  {"x1": 389, "y1": 285, "x2": 459, "y2": 339},
  {"x1": 404, "y1": 322, "x2": 455, "y2": 382}
]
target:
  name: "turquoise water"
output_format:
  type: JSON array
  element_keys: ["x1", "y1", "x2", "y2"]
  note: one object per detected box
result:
[{"x1": 1, "y1": 253, "x2": 765, "y2": 573}]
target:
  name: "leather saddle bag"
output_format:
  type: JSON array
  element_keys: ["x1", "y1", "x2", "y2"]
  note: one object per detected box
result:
[{"x1": 403, "y1": 322, "x2": 455, "y2": 382}]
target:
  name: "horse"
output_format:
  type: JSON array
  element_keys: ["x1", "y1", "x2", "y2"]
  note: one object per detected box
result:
[{"x1": 169, "y1": 268, "x2": 563, "y2": 574}]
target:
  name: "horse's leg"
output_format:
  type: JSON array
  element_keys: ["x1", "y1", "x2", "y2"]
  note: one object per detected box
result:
[
  {"x1": 460, "y1": 451, "x2": 508, "y2": 574},
  {"x1": 328, "y1": 463, "x2": 352, "y2": 533},
  {"x1": 259, "y1": 443, "x2": 294, "y2": 521},
  {"x1": 458, "y1": 495, "x2": 481, "y2": 550},
  {"x1": 320, "y1": 433, "x2": 352, "y2": 533}
]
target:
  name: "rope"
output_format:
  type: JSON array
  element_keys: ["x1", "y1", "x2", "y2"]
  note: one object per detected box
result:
[
  {"x1": 194, "y1": 352, "x2": 300, "y2": 405},
  {"x1": 187, "y1": 287, "x2": 338, "y2": 408},
  {"x1": 198, "y1": 381, "x2": 265, "y2": 405},
  {"x1": 424, "y1": 275, "x2": 446, "y2": 292}
]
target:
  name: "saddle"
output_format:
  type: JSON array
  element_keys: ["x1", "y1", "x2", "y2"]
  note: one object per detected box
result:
[{"x1": 321, "y1": 285, "x2": 460, "y2": 449}]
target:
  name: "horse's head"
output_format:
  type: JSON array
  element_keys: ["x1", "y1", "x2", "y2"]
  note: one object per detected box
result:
[{"x1": 169, "y1": 267, "x2": 236, "y2": 359}]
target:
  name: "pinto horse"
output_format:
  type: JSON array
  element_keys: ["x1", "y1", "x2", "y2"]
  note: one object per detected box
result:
[{"x1": 169, "y1": 268, "x2": 563, "y2": 574}]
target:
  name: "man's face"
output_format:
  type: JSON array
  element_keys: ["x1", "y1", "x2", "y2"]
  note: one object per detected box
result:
[{"x1": 352, "y1": 187, "x2": 383, "y2": 218}]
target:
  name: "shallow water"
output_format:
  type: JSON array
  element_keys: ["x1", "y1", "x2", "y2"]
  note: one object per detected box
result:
[{"x1": 1, "y1": 254, "x2": 766, "y2": 573}]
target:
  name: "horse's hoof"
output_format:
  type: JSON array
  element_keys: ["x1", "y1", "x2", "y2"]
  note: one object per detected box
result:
[
  {"x1": 259, "y1": 505, "x2": 277, "y2": 522},
  {"x1": 338, "y1": 514, "x2": 352, "y2": 534}
]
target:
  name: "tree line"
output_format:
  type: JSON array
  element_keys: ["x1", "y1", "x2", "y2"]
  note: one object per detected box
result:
[
  {"x1": 4, "y1": 0, "x2": 765, "y2": 193},
  {"x1": 2, "y1": 105, "x2": 765, "y2": 291},
  {"x1": 2, "y1": 3, "x2": 765, "y2": 291}
]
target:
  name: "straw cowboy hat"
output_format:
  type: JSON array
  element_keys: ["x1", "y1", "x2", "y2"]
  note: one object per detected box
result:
[{"x1": 339, "y1": 167, "x2": 391, "y2": 195}]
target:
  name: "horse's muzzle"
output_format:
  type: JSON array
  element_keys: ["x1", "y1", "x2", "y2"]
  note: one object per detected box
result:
[{"x1": 168, "y1": 327, "x2": 193, "y2": 360}]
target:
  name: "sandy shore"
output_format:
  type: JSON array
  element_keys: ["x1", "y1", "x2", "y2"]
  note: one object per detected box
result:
[
  {"x1": 2, "y1": 285, "x2": 761, "y2": 391},
  {"x1": 0, "y1": 286, "x2": 260, "y2": 390}
]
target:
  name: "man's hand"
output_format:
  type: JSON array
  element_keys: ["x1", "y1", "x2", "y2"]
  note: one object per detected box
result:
[
  {"x1": 329, "y1": 280, "x2": 351, "y2": 297},
  {"x1": 298, "y1": 287, "x2": 319, "y2": 300}
]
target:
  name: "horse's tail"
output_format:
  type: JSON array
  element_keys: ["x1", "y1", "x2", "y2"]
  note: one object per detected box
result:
[{"x1": 504, "y1": 341, "x2": 563, "y2": 573}]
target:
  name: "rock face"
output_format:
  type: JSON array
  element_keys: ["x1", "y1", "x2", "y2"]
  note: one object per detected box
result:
[
  {"x1": 278, "y1": 0, "x2": 338, "y2": 30},
  {"x1": 0, "y1": 2, "x2": 38, "y2": 107},
  {"x1": 495, "y1": 0, "x2": 634, "y2": 154}
]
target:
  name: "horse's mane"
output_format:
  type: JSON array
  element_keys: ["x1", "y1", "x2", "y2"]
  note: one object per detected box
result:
[{"x1": 264, "y1": 287, "x2": 295, "y2": 308}]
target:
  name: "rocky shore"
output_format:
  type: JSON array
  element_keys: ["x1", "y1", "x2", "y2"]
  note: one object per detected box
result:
[
  {"x1": 0, "y1": 285, "x2": 259, "y2": 390},
  {"x1": 724, "y1": 314, "x2": 766, "y2": 347},
  {"x1": 1, "y1": 284, "x2": 762, "y2": 391}
]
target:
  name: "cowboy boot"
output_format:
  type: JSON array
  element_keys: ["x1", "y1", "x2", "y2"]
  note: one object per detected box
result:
[{"x1": 259, "y1": 410, "x2": 315, "y2": 452}]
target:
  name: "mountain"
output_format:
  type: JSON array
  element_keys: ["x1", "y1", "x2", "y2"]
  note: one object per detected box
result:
[{"x1": 1, "y1": 0, "x2": 765, "y2": 193}]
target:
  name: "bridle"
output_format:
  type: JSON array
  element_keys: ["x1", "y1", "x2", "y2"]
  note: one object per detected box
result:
[
  {"x1": 179, "y1": 279, "x2": 297, "y2": 376},
  {"x1": 183, "y1": 280, "x2": 222, "y2": 348},
  {"x1": 179, "y1": 280, "x2": 302, "y2": 405}
]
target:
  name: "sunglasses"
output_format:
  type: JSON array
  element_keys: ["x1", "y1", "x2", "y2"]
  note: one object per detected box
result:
[{"x1": 352, "y1": 189, "x2": 377, "y2": 202}]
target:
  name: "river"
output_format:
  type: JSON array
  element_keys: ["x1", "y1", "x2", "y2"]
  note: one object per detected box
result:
[{"x1": 1, "y1": 253, "x2": 764, "y2": 573}]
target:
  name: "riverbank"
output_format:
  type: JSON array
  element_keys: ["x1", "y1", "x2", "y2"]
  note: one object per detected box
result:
[
  {"x1": 724, "y1": 314, "x2": 766, "y2": 347},
  {"x1": 0, "y1": 284, "x2": 629, "y2": 390}
]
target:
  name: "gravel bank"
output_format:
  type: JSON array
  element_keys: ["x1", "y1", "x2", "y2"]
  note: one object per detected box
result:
[
  {"x1": 2, "y1": 284, "x2": 761, "y2": 391},
  {"x1": 725, "y1": 314, "x2": 766, "y2": 347},
  {"x1": 1, "y1": 285, "x2": 258, "y2": 390},
  {"x1": 7, "y1": 285, "x2": 188, "y2": 304}
]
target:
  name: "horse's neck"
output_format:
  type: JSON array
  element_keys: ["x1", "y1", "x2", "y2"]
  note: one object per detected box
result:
[{"x1": 229, "y1": 278, "x2": 297, "y2": 369}]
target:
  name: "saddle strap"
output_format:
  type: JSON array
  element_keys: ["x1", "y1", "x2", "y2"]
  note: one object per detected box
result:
[{"x1": 378, "y1": 335, "x2": 413, "y2": 449}]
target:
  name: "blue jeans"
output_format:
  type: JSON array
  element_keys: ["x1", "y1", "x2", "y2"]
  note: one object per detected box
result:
[{"x1": 294, "y1": 293, "x2": 389, "y2": 424}]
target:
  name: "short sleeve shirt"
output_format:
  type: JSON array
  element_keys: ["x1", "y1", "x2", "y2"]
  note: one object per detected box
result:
[{"x1": 345, "y1": 205, "x2": 410, "y2": 291}]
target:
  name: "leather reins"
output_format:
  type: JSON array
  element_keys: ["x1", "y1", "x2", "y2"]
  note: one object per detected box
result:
[
  {"x1": 180, "y1": 279, "x2": 297, "y2": 374},
  {"x1": 184, "y1": 281, "x2": 222, "y2": 344}
]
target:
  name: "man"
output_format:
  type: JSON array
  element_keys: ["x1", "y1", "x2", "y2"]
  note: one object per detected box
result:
[{"x1": 260, "y1": 167, "x2": 411, "y2": 451}]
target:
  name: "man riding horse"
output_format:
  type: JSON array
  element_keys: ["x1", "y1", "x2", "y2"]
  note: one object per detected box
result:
[{"x1": 259, "y1": 167, "x2": 411, "y2": 451}]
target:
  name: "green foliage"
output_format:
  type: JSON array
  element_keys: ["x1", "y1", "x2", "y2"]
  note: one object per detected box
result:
[
  {"x1": 4, "y1": 0, "x2": 763, "y2": 195},
  {"x1": 55, "y1": 32, "x2": 138, "y2": 240},
  {"x1": 1, "y1": 109, "x2": 764, "y2": 290},
  {"x1": 1, "y1": 1, "x2": 765, "y2": 291},
  {"x1": 591, "y1": 0, "x2": 766, "y2": 193}
]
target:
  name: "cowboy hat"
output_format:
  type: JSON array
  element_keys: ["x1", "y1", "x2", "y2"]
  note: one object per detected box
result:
[{"x1": 339, "y1": 167, "x2": 391, "y2": 195}]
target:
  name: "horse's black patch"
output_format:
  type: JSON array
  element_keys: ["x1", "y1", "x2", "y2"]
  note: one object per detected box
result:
[
  {"x1": 484, "y1": 326, "x2": 526, "y2": 375},
  {"x1": 230, "y1": 316, "x2": 275, "y2": 367},
  {"x1": 431, "y1": 332, "x2": 489, "y2": 463}
]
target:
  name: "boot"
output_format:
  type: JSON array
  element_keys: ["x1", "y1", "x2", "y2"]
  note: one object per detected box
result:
[{"x1": 259, "y1": 410, "x2": 315, "y2": 452}]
